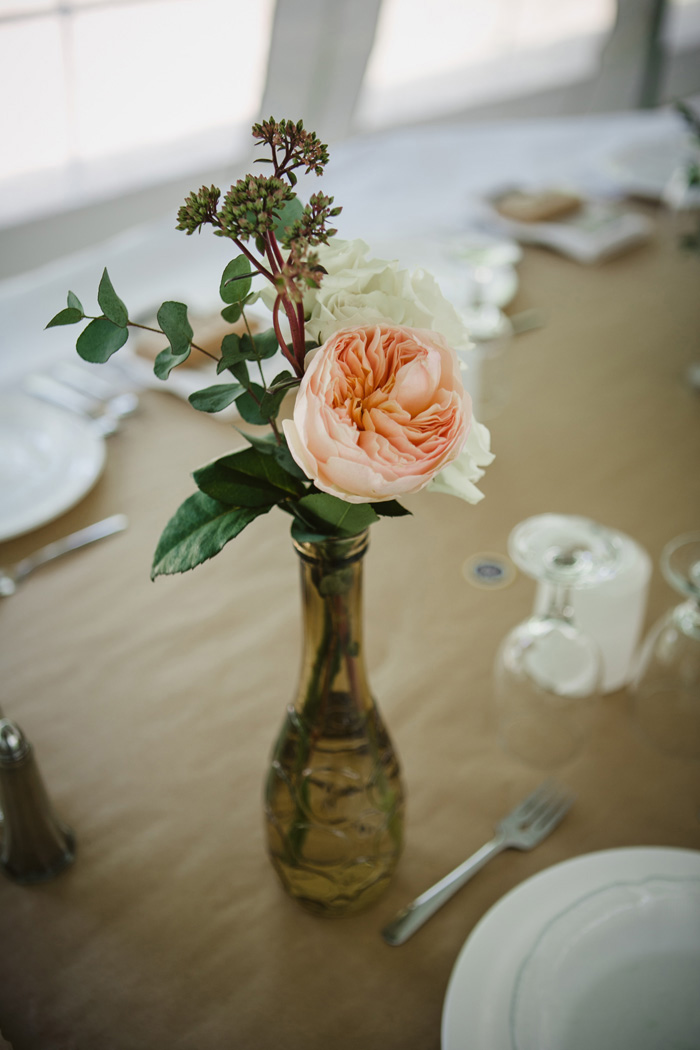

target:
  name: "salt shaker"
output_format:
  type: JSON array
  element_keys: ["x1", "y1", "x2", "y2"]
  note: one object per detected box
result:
[{"x1": 0, "y1": 718, "x2": 75, "y2": 884}]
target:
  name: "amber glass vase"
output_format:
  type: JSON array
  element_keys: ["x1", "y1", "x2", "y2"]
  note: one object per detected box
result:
[{"x1": 264, "y1": 530, "x2": 405, "y2": 916}]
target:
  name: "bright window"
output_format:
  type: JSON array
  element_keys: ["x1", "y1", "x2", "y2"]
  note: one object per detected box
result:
[
  {"x1": 357, "y1": 0, "x2": 617, "y2": 128},
  {"x1": 0, "y1": 0, "x2": 274, "y2": 226}
]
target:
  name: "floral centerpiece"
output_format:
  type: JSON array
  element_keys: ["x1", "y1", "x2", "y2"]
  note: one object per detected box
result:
[{"x1": 47, "y1": 118, "x2": 493, "y2": 915}]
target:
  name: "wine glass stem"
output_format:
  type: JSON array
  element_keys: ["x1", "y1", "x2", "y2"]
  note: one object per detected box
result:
[{"x1": 543, "y1": 583, "x2": 575, "y2": 624}]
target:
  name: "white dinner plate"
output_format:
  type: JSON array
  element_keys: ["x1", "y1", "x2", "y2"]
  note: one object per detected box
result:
[
  {"x1": 0, "y1": 394, "x2": 106, "y2": 542},
  {"x1": 441, "y1": 846, "x2": 700, "y2": 1050}
]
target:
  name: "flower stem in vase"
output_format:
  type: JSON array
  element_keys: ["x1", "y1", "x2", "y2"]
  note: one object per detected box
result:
[{"x1": 264, "y1": 531, "x2": 405, "y2": 916}]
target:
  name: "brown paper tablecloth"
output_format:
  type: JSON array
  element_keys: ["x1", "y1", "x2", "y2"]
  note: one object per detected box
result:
[{"x1": 1, "y1": 210, "x2": 699, "y2": 1050}]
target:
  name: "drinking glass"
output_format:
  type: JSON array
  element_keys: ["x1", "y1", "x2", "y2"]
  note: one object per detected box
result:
[
  {"x1": 495, "y1": 514, "x2": 621, "y2": 769},
  {"x1": 630, "y1": 532, "x2": 700, "y2": 759}
]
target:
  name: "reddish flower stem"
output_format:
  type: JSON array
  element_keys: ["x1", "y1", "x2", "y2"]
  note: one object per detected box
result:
[{"x1": 272, "y1": 297, "x2": 303, "y2": 376}]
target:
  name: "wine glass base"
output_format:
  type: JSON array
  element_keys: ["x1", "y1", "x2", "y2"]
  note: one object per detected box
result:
[{"x1": 499, "y1": 712, "x2": 585, "y2": 770}]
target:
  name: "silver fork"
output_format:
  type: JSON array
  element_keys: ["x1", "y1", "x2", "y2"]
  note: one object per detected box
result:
[
  {"x1": 24, "y1": 373, "x2": 138, "y2": 436},
  {"x1": 381, "y1": 780, "x2": 574, "y2": 946}
]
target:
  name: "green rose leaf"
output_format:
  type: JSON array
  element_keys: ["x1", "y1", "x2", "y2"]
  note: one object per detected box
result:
[
  {"x1": 46, "y1": 307, "x2": 84, "y2": 328},
  {"x1": 193, "y1": 445, "x2": 306, "y2": 507},
  {"x1": 188, "y1": 383, "x2": 244, "y2": 413},
  {"x1": 370, "y1": 500, "x2": 411, "y2": 517},
  {"x1": 97, "y1": 268, "x2": 128, "y2": 328},
  {"x1": 220, "y1": 256, "x2": 252, "y2": 305},
  {"x1": 76, "y1": 316, "x2": 129, "y2": 362},
  {"x1": 239, "y1": 429, "x2": 308, "y2": 481},
  {"x1": 151, "y1": 491, "x2": 269, "y2": 578},
  {"x1": 293, "y1": 493, "x2": 380, "y2": 538},
  {"x1": 154, "y1": 301, "x2": 193, "y2": 378}
]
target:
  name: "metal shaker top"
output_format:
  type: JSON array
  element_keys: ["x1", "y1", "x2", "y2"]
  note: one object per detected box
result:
[{"x1": 0, "y1": 718, "x2": 31, "y2": 764}]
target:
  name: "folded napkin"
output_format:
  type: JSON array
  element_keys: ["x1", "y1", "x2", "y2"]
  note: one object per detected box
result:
[{"x1": 483, "y1": 189, "x2": 653, "y2": 264}]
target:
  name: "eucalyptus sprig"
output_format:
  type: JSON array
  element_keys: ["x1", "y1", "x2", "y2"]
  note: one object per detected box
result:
[{"x1": 47, "y1": 118, "x2": 409, "y2": 578}]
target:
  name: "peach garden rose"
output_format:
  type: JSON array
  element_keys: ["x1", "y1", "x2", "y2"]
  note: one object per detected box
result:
[{"x1": 283, "y1": 322, "x2": 472, "y2": 504}]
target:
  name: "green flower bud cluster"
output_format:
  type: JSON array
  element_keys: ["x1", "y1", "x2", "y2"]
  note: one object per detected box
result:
[
  {"x1": 252, "y1": 117, "x2": 329, "y2": 181},
  {"x1": 279, "y1": 192, "x2": 342, "y2": 250},
  {"x1": 217, "y1": 175, "x2": 293, "y2": 242},
  {"x1": 176, "y1": 185, "x2": 221, "y2": 235}
]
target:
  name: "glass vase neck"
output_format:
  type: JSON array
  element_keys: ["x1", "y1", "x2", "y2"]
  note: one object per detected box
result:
[{"x1": 292, "y1": 529, "x2": 369, "y2": 566}]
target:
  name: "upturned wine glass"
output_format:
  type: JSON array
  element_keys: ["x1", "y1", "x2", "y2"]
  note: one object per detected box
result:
[
  {"x1": 631, "y1": 531, "x2": 700, "y2": 760},
  {"x1": 495, "y1": 514, "x2": 621, "y2": 769}
]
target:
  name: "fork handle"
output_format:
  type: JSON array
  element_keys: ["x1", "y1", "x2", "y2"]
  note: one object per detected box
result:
[{"x1": 381, "y1": 834, "x2": 506, "y2": 946}]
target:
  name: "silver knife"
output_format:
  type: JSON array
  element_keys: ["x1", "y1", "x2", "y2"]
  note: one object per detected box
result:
[{"x1": 0, "y1": 514, "x2": 128, "y2": 596}]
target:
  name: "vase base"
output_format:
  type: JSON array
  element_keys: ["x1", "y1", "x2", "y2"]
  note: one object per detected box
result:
[{"x1": 269, "y1": 853, "x2": 400, "y2": 917}]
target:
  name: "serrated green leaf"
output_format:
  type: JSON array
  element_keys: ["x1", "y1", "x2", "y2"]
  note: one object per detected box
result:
[
  {"x1": 46, "y1": 307, "x2": 84, "y2": 328},
  {"x1": 220, "y1": 256, "x2": 252, "y2": 305},
  {"x1": 67, "y1": 290, "x2": 83, "y2": 313},
  {"x1": 193, "y1": 445, "x2": 305, "y2": 507},
  {"x1": 76, "y1": 316, "x2": 129, "y2": 362},
  {"x1": 151, "y1": 491, "x2": 268, "y2": 578},
  {"x1": 188, "y1": 383, "x2": 244, "y2": 413},
  {"x1": 294, "y1": 493, "x2": 379, "y2": 537},
  {"x1": 155, "y1": 301, "x2": 192, "y2": 377},
  {"x1": 97, "y1": 268, "x2": 128, "y2": 327}
]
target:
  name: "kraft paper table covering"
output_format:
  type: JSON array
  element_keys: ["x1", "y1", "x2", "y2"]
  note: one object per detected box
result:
[{"x1": 1, "y1": 214, "x2": 699, "y2": 1050}]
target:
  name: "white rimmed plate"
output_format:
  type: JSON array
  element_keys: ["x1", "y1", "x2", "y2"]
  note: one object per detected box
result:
[
  {"x1": 0, "y1": 394, "x2": 106, "y2": 542},
  {"x1": 441, "y1": 847, "x2": 700, "y2": 1050}
]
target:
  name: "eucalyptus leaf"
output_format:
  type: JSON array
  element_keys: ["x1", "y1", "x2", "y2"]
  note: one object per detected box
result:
[
  {"x1": 76, "y1": 317, "x2": 129, "y2": 362},
  {"x1": 188, "y1": 383, "x2": 244, "y2": 413},
  {"x1": 217, "y1": 332, "x2": 242, "y2": 375},
  {"x1": 220, "y1": 256, "x2": 252, "y2": 304},
  {"x1": 46, "y1": 307, "x2": 84, "y2": 328},
  {"x1": 155, "y1": 301, "x2": 192, "y2": 377},
  {"x1": 151, "y1": 491, "x2": 268, "y2": 578},
  {"x1": 220, "y1": 303, "x2": 242, "y2": 324},
  {"x1": 235, "y1": 384, "x2": 267, "y2": 425},
  {"x1": 259, "y1": 382, "x2": 290, "y2": 422},
  {"x1": 247, "y1": 328, "x2": 280, "y2": 360},
  {"x1": 97, "y1": 268, "x2": 128, "y2": 327},
  {"x1": 272, "y1": 196, "x2": 304, "y2": 241},
  {"x1": 67, "y1": 291, "x2": 83, "y2": 313}
]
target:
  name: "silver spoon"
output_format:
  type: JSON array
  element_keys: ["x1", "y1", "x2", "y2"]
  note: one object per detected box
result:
[{"x1": 0, "y1": 514, "x2": 128, "y2": 597}]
